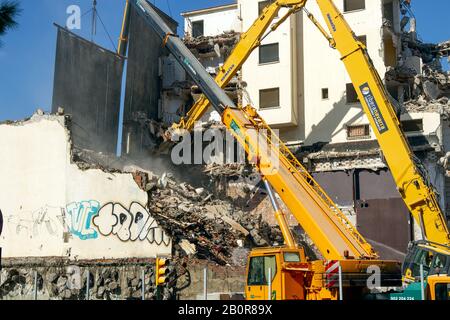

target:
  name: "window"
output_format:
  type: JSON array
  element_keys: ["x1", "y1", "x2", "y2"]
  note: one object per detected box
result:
[
  {"x1": 347, "y1": 125, "x2": 370, "y2": 139},
  {"x1": 259, "y1": 43, "x2": 279, "y2": 64},
  {"x1": 344, "y1": 0, "x2": 365, "y2": 12},
  {"x1": 322, "y1": 88, "x2": 329, "y2": 100},
  {"x1": 284, "y1": 252, "x2": 301, "y2": 263},
  {"x1": 434, "y1": 283, "x2": 450, "y2": 301},
  {"x1": 357, "y1": 35, "x2": 367, "y2": 47},
  {"x1": 401, "y1": 119, "x2": 423, "y2": 133},
  {"x1": 260, "y1": 88, "x2": 280, "y2": 109},
  {"x1": 411, "y1": 250, "x2": 432, "y2": 278},
  {"x1": 192, "y1": 20, "x2": 204, "y2": 38},
  {"x1": 346, "y1": 83, "x2": 359, "y2": 103},
  {"x1": 247, "y1": 256, "x2": 277, "y2": 286},
  {"x1": 383, "y1": 2, "x2": 394, "y2": 27},
  {"x1": 258, "y1": 0, "x2": 276, "y2": 16},
  {"x1": 430, "y1": 254, "x2": 448, "y2": 275}
]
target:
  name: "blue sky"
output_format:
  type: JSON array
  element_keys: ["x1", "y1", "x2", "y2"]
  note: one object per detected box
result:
[{"x1": 0, "y1": 0, "x2": 449, "y2": 122}]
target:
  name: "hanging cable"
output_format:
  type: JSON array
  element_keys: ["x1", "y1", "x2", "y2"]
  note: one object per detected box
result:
[
  {"x1": 91, "y1": 0, "x2": 97, "y2": 41},
  {"x1": 96, "y1": 10, "x2": 117, "y2": 52},
  {"x1": 81, "y1": 8, "x2": 93, "y2": 19},
  {"x1": 166, "y1": 0, "x2": 173, "y2": 18}
]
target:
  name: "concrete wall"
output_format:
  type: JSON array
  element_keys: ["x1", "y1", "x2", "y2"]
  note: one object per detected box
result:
[
  {"x1": 52, "y1": 26, "x2": 124, "y2": 155},
  {"x1": 0, "y1": 114, "x2": 171, "y2": 260},
  {"x1": 122, "y1": 5, "x2": 178, "y2": 156},
  {"x1": 183, "y1": 5, "x2": 241, "y2": 37},
  {"x1": 0, "y1": 259, "x2": 162, "y2": 300},
  {"x1": 0, "y1": 258, "x2": 245, "y2": 300}
]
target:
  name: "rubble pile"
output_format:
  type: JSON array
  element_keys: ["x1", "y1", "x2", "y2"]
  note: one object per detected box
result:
[
  {"x1": 184, "y1": 31, "x2": 240, "y2": 60},
  {"x1": 404, "y1": 96, "x2": 450, "y2": 116},
  {"x1": 146, "y1": 172, "x2": 284, "y2": 266},
  {"x1": 203, "y1": 163, "x2": 246, "y2": 179},
  {"x1": 401, "y1": 66, "x2": 450, "y2": 116},
  {"x1": 437, "y1": 40, "x2": 450, "y2": 57}
]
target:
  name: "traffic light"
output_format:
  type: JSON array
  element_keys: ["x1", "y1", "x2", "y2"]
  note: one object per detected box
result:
[{"x1": 155, "y1": 257, "x2": 169, "y2": 286}]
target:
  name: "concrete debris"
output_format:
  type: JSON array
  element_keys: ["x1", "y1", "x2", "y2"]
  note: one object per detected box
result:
[
  {"x1": 184, "y1": 31, "x2": 240, "y2": 60},
  {"x1": 385, "y1": 65, "x2": 417, "y2": 82},
  {"x1": 437, "y1": 40, "x2": 450, "y2": 58},
  {"x1": 220, "y1": 216, "x2": 250, "y2": 236},
  {"x1": 384, "y1": 8, "x2": 450, "y2": 118},
  {"x1": 179, "y1": 239, "x2": 197, "y2": 256},
  {"x1": 146, "y1": 171, "x2": 285, "y2": 265},
  {"x1": 404, "y1": 97, "x2": 450, "y2": 117},
  {"x1": 203, "y1": 163, "x2": 245, "y2": 178}
]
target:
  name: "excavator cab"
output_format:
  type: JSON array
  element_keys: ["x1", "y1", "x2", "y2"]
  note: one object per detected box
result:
[
  {"x1": 427, "y1": 275, "x2": 450, "y2": 300},
  {"x1": 402, "y1": 241, "x2": 450, "y2": 282},
  {"x1": 245, "y1": 247, "x2": 403, "y2": 301},
  {"x1": 245, "y1": 247, "x2": 312, "y2": 300},
  {"x1": 390, "y1": 274, "x2": 450, "y2": 301}
]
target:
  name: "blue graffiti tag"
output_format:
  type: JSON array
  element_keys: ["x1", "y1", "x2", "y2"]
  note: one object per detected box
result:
[{"x1": 66, "y1": 201, "x2": 100, "y2": 240}]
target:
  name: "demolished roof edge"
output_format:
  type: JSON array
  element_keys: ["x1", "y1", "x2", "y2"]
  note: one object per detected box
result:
[{"x1": 181, "y1": 3, "x2": 238, "y2": 17}]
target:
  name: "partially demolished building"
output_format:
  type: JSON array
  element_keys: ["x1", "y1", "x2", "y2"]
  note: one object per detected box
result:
[
  {"x1": 1, "y1": 0, "x2": 450, "y2": 300},
  {"x1": 180, "y1": 0, "x2": 450, "y2": 259}
]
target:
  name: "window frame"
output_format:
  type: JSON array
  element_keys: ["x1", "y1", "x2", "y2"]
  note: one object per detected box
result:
[
  {"x1": 434, "y1": 283, "x2": 450, "y2": 301},
  {"x1": 401, "y1": 119, "x2": 424, "y2": 133},
  {"x1": 346, "y1": 83, "x2": 359, "y2": 104},
  {"x1": 283, "y1": 252, "x2": 301, "y2": 263},
  {"x1": 322, "y1": 88, "x2": 329, "y2": 100},
  {"x1": 357, "y1": 35, "x2": 367, "y2": 48},
  {"x1": 258, "y1": 0, "x2": 277, "y2": 17},
  {"x1": 347, "y1": 124, "x2": 371, "y2": 140},
  {"x1": 343, "y1": 0, "x2": 366, "y2": 13},
  {"x1": 259, "y1": 87, "x2": 281, "y2": 109},
  {"x1": 191, "y1": 20, "x2": 204, "y2": 38},
  {"x1": 259, "y1": 43, "x2": 280, "y2": 65},
  {"x1": 247, "y1": 255, "x2": 278, "y2": 286}
]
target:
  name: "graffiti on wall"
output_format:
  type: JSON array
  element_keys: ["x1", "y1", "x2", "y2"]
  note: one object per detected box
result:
[
  {"x1": 93, "y1": 202, "x2": 171, "y2": 246},
  {"x1": 1, "y1": 202, "x2": 171, "y2": 248},
  {"x1": 4, "y1": 206, "x2": 65, "y2": 239},
  {"x1": 66, "y1": 201, "x2": 100, "y2": 240}
]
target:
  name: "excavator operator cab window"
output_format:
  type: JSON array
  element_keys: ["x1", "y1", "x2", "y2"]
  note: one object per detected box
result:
[
  {"x1": 247, "y1": 255, "x2": 277, "y2": 286},
  {"x1": 429, "y1": 254, "x2": 449, "y2": 276},
  {"x1": 410, "y1": 249, "x2": 432, "y2": 279},
  {"x1": 434, "y1": 283, "x2": 450, "y2": 301},
  {"x1": 283, "y1": 252, "x2": 301, "y2": 263}
]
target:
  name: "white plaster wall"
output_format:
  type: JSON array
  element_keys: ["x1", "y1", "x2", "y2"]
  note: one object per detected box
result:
[
  {"x1": 240, "y1": 0, "x2": 298, "y2": 127},
  {"x1": 0, "y1": 117, "x2": 67, "y2": 258},
  {"x1": 183, "y1": 6, "x2": 241, "y2": 37},
  {"x1": 0, "y1": 115, "x2": 171, "y2": 260},
  {"x1": 300, "y1": 0, "x2": 389, "y2": 146},
  {"x1": 401, "y1": 112, "x2": 442, "y2": 137}
]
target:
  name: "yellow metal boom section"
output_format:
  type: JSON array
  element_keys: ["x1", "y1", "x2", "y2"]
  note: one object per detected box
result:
[
  {"x1": 222, "y1": 105, "x2": 377, "y2": 260},
  {"x1": 315, "y1": 0, "x2": 450, "y2": 247},
  {"x1": 171, "y1": 0, "x2": 306, "y2": 132}
]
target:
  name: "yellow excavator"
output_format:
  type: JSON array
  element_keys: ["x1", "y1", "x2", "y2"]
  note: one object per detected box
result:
[{"x1": 119, "y1": 0, "x2": 450, "y2": 300}]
